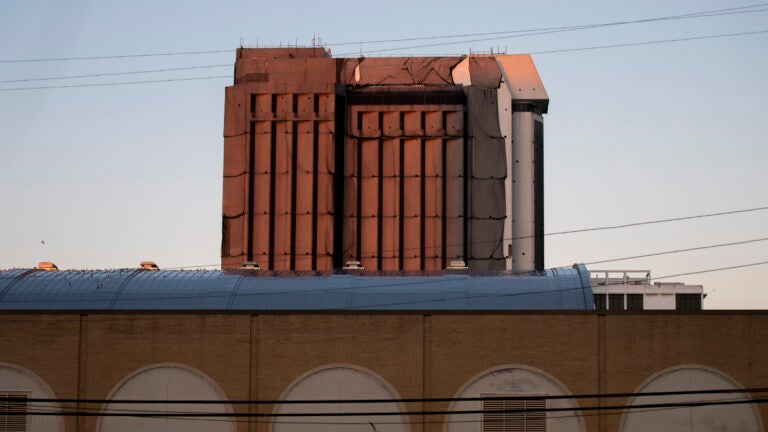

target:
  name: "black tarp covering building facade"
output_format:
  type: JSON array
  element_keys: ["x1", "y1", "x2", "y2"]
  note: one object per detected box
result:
[{"x1": 222, "y1": 48, "x2": 549, "y2": 272}]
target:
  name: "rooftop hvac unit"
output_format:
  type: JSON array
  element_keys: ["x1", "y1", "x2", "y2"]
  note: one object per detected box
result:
[
  {"x1": 343, "y1": 260, "x2": 364, "y2": 270},
  {"x1": 239, "y1": 261, "x2": 262, "y2": 271},
  {"x1": 139, "y1": 261, "x2": 160, "y2": 271},
  {"x1": 37, "y1": 261, "x2": 58, "y2": 271}
]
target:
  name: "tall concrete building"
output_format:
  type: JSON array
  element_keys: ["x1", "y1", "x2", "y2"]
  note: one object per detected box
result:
[{"x1": 221, "y1": 48, "x2": 548, "y2": 272}]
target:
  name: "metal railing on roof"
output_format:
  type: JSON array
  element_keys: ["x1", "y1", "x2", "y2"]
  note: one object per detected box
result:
[{"x1": 589, "y1": 270, "x2": 651, "y2": 286}]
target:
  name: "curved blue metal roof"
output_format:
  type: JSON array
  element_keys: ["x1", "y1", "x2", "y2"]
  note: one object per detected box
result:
[{"x1": 0, "y1": 265, "x2": 593, "y2": 311}]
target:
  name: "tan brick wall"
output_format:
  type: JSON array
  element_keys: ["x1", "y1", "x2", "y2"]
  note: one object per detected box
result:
[
  {"x1": 602, "y1": 313, "x2": 768, "y2": 432},
  {"x1": 0, "y1": 314, "x2": 80, "y2": 432},
  {"x1": 1, "y1": 311, "x2": 766, "y2": 432},
  {"x1": 429, "y1": 314, "x2": 600, "y2": 432}
]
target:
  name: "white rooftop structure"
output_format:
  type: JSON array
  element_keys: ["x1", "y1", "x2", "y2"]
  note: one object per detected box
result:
[{"x1": 590, "y1": 270, "x2": 704, "y2": 311}]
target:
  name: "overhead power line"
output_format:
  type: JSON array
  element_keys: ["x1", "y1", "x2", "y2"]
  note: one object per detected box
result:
[
  {"x1": 530, "y1": 29, "x2": 768, "y2": 55},
  {"x1": 0, "y1": 75, "x2": 231, "y2": 91},
  {"x1": 327, "y1": 2, "x2": 768, "y2": 46},
  {"x1": 1, "y1": 2, "x2": 766, "y2": 64},
  {"x1": 335, "y1": 6, "x2": 768, "y2": 56},
  {"x1": 0, "y1": 205, "x2": 765, "y2": 273},
  {"x1": 190, "y1": 205, "x2": 768, "y2": 267},
  {"x1": 545, "y1": 205, "x2": 768, "y2": 238},
  {"x1": 335, "y1": 25, "x2": 768, "y2": 57},
  {"x1": 2, "y1": 28, "x2": 767, "y2": 90},
  {"x1": 654, "y1": 261, "x2": 768, "y2": 280},
  {"x1": 0, "y1": 49, "x2": 233, "y2": 64},
  {"x1": 18, "y1": 397, "x2": 768, "y2": 418},
  {"x1": 5, "y1": 25, "x2": 764, "y2": 89},
  {"x1": 584, "y1": 236, "x2": 768, "y2": 265},
  {"x1": 0, "y1": 64, "x2": 231, "y2": 84},
  {"x1": 300, "y1": 204, "x2": 768, "y2": 264},
  {"x1": 18, "y1": 394, "x2": 764, "y2": 424},
  {"x1": 24, "y1": 386, "x2": 768, "y2": 405}
]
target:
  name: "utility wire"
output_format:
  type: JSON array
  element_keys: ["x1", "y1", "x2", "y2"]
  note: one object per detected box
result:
[
  {"x1": 112, "y1": 204, "x2": 768, "y2": 269},
  {"x1": 327, "y1": 3, "x2": 768, "y2": 46},
  {"x1": 335, "y1": 25, "x2": 768, "y2": 57},
  {"x1": 172, "y1": 204, "x2": 768, "y2": 267},
  {"x1": 2, "y1": 3, "x2": 764, "y2": 63},
  {"x1": 1, "y1": 28, "x2": 765, "y2": 91},
  {"x1": 544, "y1": 205, "x2": 768, "y2": 238},
  {"x1": 530, "y1": 29, "x2": 768, "y2": 55},
  {"x1": 3, "y1": 201, "x2": 768, "y2": 275},
  {"x1": 23, "y1": 387, "x2": 768, "y2": 405},
  {"x1": 0, "y1": 75, "x2": 231, "y2": 91},
  {"x1": 0, "y1": 64, "x2": 231, "y2": 84},
  {"x1": 584, "y1": 236, "x2": 768, "y2": 265},
  {"x1": 653, "y1": 261, "x2": 768, "y2": 280},
  {"x1": 20, "y1": 394, "x2": 763, "y2": 424},
  {"x1": 18, "y1": 397, "x2": 768, "y2": 417},
  {"x1": 334, "y1": 8, "x2": 768, "y2": 56},
  {"x1": 3, "y1": 6, "x2": 766, "y2": 85},
  {"x1": 0, "y1": 49, "x2": 233, "y2": 64}
]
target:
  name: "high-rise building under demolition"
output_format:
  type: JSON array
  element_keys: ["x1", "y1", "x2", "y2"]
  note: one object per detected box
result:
[{"x1": 221, "y1": 47, "x2": 548, "y2": 272}]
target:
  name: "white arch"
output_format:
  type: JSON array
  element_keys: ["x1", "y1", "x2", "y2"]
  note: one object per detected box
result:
[
  {"x1": 97, "y1": 362, "x2": 235, "y2": 432},
  {"x1": 444, "y1": 364, "x2": 585, "y2": 432},
  {"x1": 620, "y1": 364, "x2": 764, "y2": 432},
  {"x1": 272, "y1": 363, "x2": 411, "y2": 432},
  {"x1": 0, "y1": 362, "x2": 64, "y2": 432}
]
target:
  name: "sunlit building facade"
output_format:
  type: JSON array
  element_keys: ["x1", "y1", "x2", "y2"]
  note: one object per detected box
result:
[{"x1": 221, "y1": 48, "x2": 548, "y2": 273}]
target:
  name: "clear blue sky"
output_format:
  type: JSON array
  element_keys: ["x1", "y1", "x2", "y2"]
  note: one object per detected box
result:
[{"x1": 1, "y1": 1, "x2": 766, "y2": 308}]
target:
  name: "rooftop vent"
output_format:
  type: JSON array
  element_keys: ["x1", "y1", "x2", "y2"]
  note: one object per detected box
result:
[
  {"x1": 37, "y1": 261, "x2": 58, "y2": 271},
  {"x1": 343, "y1": 260, "x2": 364, "y2": 270},
  {"x1": 239, "y1": 261, "x2": 262, "y2": 271},
  {"x1": 446, "y1": 259, "x2": 468, "y2": 270},
  {"x1": 139, "y1": 261, "x2": 160, "y2": 271}
]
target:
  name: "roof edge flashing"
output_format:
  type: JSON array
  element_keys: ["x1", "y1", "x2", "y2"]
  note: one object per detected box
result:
[
  {"x1": 572, "y1": 263, "x2": 595, "y2": 310},
  {"x1": 495, "y1": 54, "x2": 549, "y2": 113}
]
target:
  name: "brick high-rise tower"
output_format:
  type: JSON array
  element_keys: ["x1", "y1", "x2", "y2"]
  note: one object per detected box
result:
[{"x1": 221, "y1": 48, "x2": 548, "y2": 272}]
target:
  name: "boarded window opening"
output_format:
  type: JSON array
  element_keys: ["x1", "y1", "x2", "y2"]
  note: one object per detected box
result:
[
  {"x1": 594, "y1": 294, "x2": 606, "y2": 311},
  {"x1": 676, "y1": 293, "x2": 702, "y2": 311},
  {"x1": 482, "y1": 395, "x2": 546, "y2": 432},
  {"x1": 627, "y1": 294, "x2": 644, "y2": 310},
  {"x1": 0, "y1": 394, "x2": 28, "y2": 432},
  {"x1": 608, "y1": 293, "x2": 625, "y2": 311}
]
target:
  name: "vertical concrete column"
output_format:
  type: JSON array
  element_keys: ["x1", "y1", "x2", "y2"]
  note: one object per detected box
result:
[
  {"x1": 511, "y1": 109, "x2": 536, "y2": 272},
  {"x1": 497, "y1": 84, "x2": 513, "y2": 270},
  {"x1": 496, "y1": 55, "x2": 548, "y2": 272}
]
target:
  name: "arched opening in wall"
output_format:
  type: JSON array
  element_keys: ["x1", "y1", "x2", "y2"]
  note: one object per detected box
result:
[
  {"x1": 621, "y1": 365, "x2": 763, "y2": 432},
  {"x1": 272, "y1": 364, "x2": 410, "y2": 432},
  {"x1": 0, "y1": 363, "x2": 63, "y2": 432},
  {"x1": 98, "y1": 364, "x2": 234, "y2": 432},
  {"x1": 444, "y1": 365, "x2": 585, "y2": 432}
]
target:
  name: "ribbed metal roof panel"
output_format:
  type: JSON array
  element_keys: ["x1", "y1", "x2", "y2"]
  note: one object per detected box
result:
[{"x1": 0, "y1": 265, "x2": 593, "y2": 311}]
